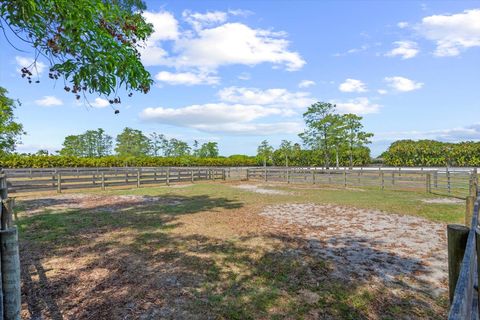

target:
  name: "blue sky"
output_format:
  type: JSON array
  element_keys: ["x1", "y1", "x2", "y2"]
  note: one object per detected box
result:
[{"x1": 1, "y1": 1, "x2": 480, "y2": 157}]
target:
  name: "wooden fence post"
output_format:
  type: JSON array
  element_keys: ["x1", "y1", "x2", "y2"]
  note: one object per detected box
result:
[
  {"x1": 222, "y1": 169, "x2": 226, "y2": 181},
  {"x1": 57, "y1": 173, "x2": 62, "y2": 193},
  {"x1": 246, "y1": 169, "x2": 250, "y2": 181},
  {"x1": 392, "y1": 172, "x2": 395, "y2": 186},
  {"x1": 426, "y1": 173, "x2": 431, "y2": 193},
  {"x1": 0, "y1": 227, "x2": 21, "y2": 319},
  {"x1": 136, "y1": 169, "x2": 140, "y2": 188},
  {"x1": 101, "y1": 172, "x2": 105, "y2": 191},
  {"x1": 287, "y1": 169, "x2": 290, "y2": 184},
  {"x1": 447, "y1": 224, "x2": 469, "y2": 303},
  {"x1": 264, "y1": 167, "x2": 267, "y2": 182},
  {"x1": 380, "y1": 172, "x2": 384, "y2": 190},
  {"x1": 465, "y1": 196, "x2": 475, "y2": 227},
  {"x1": 166, "y1": 169, "x2": 170, "y2": 186},
  {"x1": 343, "y1": 171, "x2": 347, "y2": 188},
  {"x1": 191, "y1": 169, "x2": 194, "y2": 183},
  {"x1": 312, "y1": 170, "x2": 316, "y2": 184},
  {"x1": 447, "y1": 169, "x2": 451, "y2": 194}
]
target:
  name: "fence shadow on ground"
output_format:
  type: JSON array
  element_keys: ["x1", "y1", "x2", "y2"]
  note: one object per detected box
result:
[{"x1": 18, "y1": 192, "x2": 448, "y2": 319}]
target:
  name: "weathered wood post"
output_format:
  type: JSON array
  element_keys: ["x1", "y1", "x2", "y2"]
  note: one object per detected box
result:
[
  {"x1": 191, "y1": 169, "x2": 194, "y2": 183},
  {"x1": 0, "y1": 174, "x2": 21, "y2": 320},
  {"x1": 312, "y1": 170, "x2": 316, "y2": 185},
  {"x1": 136, "y1": 169, "x2": 140, "y2": 188},
  {"x1": 343, "y1": 170, "x2": 347, "y2": 188},
  {"x1": 447, "y1": 169, "x2": 451, "y2": 194},
  {"x1": 434, "y1": 171, "x2": 438, "y2": 189},
  {"x1": 426, "y1": 173, "x2": 431, "y2": 193},
  {"x1": 264, "y1": 166, "x2": 267, "y2": 182},
  {"x1": 166, "y1": 168, "x2": 170, "y2": 186},
  {"x1": 447, "y1": 224, "x2": 469, "y2": 303},
  {"x1": 391, "y1": 172, "x2": 395, "y2": 186},
  {"x1": 465, "y1": 196, "x2": 475, "y2": 227},
  {"x1": 473, "y1": 168, "x2": 478, "y2": 196},
  {"x1": 246, "y1": 169, "x2": 250, "y2": 181},
  {"x1": 101, "y1": 172, "x2": 105, "y2": 191},
  {"x1": 57, "y1": 173, "x2": 62, "y2": 193},
  {"x1": 222, "y1": 169, "x2": 226, "y2": 181},
  {"x1": 0, "y1": 226, "x2": 21, "y2": 320},
  {"x1": 380, "y1": 171, "x2": 384, "y2": 190},
  {"x1": 287, "y1": 169, "x2": 290, "y2": 184}
]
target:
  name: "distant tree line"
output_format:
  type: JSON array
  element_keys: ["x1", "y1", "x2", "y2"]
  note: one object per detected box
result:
[
  {"x1": 0, "y1": 154, "x2": 256, "y2": 168},
  {"x1": 57, "y1": 127, "x2": 219, "y2": 158},
  {"x1": 383, "y1": 140, "x2": 480, "y2": 167},
  {"x1": 256, "y1": 102, "x2": 373, "y2": 168}
]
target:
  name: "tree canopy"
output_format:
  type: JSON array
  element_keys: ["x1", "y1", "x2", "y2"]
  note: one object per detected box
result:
[
  {"x1": 0, "y1": 87, "x2": 25, "y2": 155},
  {"x1": 299, "y1": 102, "x2": 373, "y2": 168},
  {"x1": 59, "y1": 128, "x2": 113, "y2": 157},
  {"x1": 0, "y1": 0, "x2": 153, "y2": 103},
  {"x1": 115, "y1": 127, "x2": 151, "y2": 157}
]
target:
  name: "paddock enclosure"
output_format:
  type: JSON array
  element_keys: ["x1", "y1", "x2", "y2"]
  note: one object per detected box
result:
[
  {"x1": 2, "y1": 167, "x2": 475, "y2": 319},
  {"x1": 4, "y1": 166, "x2": 476, "y2": 199}
]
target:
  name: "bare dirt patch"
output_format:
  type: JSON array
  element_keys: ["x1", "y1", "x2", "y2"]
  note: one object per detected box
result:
[
  {"x1": 422, "y1": 197, "x2": 464, "y2": 204},
  {"x1": 234, "y1": 184, "x2": 292, "y2": 195},
  {"x1": 20, "y1": 194, "x2": 184, "y2": 215},
  {"x1": 259, "y1": 203, "x2": 447, "y2": 296}
]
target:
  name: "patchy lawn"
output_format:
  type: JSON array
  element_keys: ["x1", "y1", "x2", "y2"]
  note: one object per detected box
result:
[{"x1": 16, "y1": 181, "x2": 463, "y2": 319}]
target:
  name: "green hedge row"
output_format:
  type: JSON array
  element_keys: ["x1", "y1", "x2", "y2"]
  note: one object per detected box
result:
[
  {"x1": 0, "y1": 154, "x2": 258, "y2": 168},
  {"x1": 383, "y1": 140, "x2": 480, "y2": 167}
]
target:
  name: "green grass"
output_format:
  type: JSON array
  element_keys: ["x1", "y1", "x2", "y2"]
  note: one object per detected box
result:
[
  {"x1": 16, "y1": 181, "x2": 458, "y2": 319},
  {"x1": 101, "y1": 182, "x2": 465, "y2": 224}
]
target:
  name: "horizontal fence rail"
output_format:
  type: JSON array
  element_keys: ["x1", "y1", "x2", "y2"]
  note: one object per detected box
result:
[
  {"x1": 5, "y1": 167, "x2": 227, "y2": 194},
  {"x1": 447, "y1": 192, "x2": 479, "y2": 319},
  {"x1": 246, "y1": 167, "x2": 475, "y2": 199},
  {"x1": 3, "y1": 166, "x2": 476, "y2": 198}
]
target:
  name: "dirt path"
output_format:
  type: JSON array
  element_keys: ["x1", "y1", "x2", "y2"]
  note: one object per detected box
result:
[{"x1": 259, "y1": 203, "x2": 447, "y2": 296}]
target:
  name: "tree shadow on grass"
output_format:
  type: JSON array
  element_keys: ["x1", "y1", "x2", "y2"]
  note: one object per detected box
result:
[{"x1": 18, "y1": 194, "x2": 447, "y2": 319}]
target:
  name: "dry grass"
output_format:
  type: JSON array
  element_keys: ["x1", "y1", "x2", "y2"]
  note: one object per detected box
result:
[{"x1": 16, "y1": 181, "x2": 461, "y2": 319}]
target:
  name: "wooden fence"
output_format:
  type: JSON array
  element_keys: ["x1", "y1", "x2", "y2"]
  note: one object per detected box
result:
[
  {"x1": 5, "y1": 167, "x2": 226, "y2": 194},
  {"x1": 447, "y1": 191, "x2": 479, "y2": 319},
  {"x1": 0, "y1": 171, "x2": 21, "y2": 319},
  {"x1": 246, "y1": 167, "x2": 475, "y2": 199}
]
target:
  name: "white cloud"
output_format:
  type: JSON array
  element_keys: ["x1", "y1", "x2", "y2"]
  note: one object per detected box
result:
[
  {"x1": 140, "y1": 9, "x2": 305, "y2": 72},
  {"x1": 338, "y1": 79, "x2": 367, "y2": 93},
  {"x1": 140, "y1": 11, "x2": 178, "y2": 66},
  {"x1": 237, "y1": 72, "x2": 251, "y2": 80},
  {"x1": 298, "y1": 80, "x2": 316, "y2": 88},
  {"x1": 34, "y1": 96, "x2": 63, "y2": 107},
  {"x1": 385, "y1": 41, "x2": 419, "y2": 59},
  {"x1": 218, "y1": 86, "x2": 314, "y2": 108},
  {"x1": 143, "y1": 11, "x2": 179, "y2": 41},
  {"x1": 15, "y1": 56, "x2": 46, "y2": 75},
  {"x1": 182, "y1": 10, "x2": 228, "y2": 31},
  {"x1": 385, "y1": 76, "x2": 423, "y2": 92},
  {"x1": 375, "y1": 123, "x2": 480, "y2": 142},
  {"x1": 139, "y1": 102, "x2": 300, "y2": 135},
  {"x1": 416, "y1": 9, "x2": 480, "y2": 56},
  {"x1": 90, "y1": 98, "x2": 110, "y2": 108},
  {"x1": 377, "y1": 89, "x2": 388, "y2": 95},
  {"x1": 397, "y1": 21, "x2": 409, "y2": 29},
  {"x1": 193, "y1": 122, "x2": 303, "y2": 135},
  {"x1": 335, "y1": 97, "x2": 381, "y2": 115},
  {"x1": 334, "y1": 44, "x2": 369, "y2": 57},
  {"x1": 155, "y1": 71, "x2": 219, "y2": 85},
  {"x1": 171, "y1": 23, "x2": 305, "y2": 71},
  {"x1": 140, "y1": 103, "x2": 285, "y2": 124}
]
